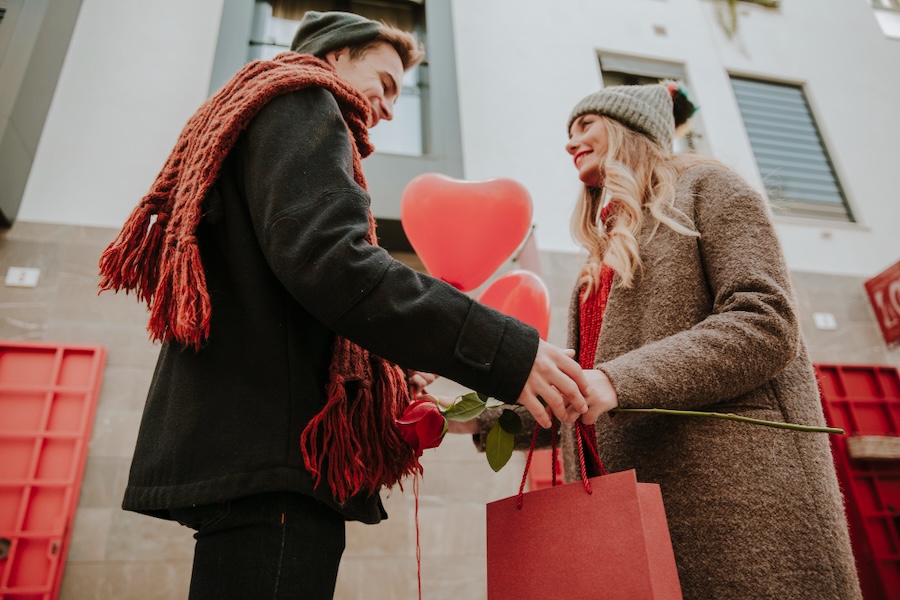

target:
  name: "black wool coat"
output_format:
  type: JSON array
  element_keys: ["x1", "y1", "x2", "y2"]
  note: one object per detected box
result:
[{"x1": 122, "y1": 87, "x2": 539, "y2": 523}]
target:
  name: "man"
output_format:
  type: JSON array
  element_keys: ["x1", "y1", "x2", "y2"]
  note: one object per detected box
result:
[{"x1": 99, "y1": 11, "x2": 589, "y2": 599}]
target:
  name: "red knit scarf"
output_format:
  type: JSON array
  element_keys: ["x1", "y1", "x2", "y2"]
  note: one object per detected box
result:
[
  {"x1": 578, "y1": 265, "x2": 615, "y2": 369},
  {"x1": 574, "y1": 206, "x2": 616, "y2": 478},
  {"x1": 98, "y1": 52, "x2": 418, "y2": 503},
  {"x1": 579, "y1": 203, "x2": 617, "y2": 369}
]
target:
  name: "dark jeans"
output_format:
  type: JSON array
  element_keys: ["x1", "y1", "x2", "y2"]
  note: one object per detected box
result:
[{"x1": 170, "y1": 491, "x2": 346, "y2": 599}]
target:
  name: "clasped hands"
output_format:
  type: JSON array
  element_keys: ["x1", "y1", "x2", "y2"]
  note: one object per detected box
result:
[{"x1": 411, "y1": 340, "x2": 618, "y2": 434}]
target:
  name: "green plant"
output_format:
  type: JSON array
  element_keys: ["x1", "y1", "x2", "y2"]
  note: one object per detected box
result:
[{"x1": 717, "y1": 0, "x2": 782, "y2": 38}]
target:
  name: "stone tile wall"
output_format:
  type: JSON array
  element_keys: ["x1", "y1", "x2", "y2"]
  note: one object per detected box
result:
[{"x1": 0, "y1": 221, "x2": 897, "y2": 599}]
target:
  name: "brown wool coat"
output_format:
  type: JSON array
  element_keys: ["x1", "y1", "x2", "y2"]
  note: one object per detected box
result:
[
  {"x1": 567, "y1": 164, "x2": 860, "y2": 599},
  {"x1": 478, "y1": 163, "x2": 862, "y2": 599}
]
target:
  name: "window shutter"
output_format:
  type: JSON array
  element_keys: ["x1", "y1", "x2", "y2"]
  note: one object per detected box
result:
[{"x1": 730, "y1": 77, "x2": 852, "y2": 221}]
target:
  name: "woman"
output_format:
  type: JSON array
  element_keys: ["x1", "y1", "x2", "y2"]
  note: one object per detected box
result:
[{"x1": 474, "y1": 82, "x2": 861, "y2": 599}]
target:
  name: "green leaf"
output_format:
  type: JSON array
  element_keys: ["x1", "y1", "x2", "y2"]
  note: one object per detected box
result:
[
  {"x1": 442, "y1": 392, "x2": 487, "y2": 422},
  {"x1": 498, "y1": 409, "x2": 523, "y2": 435},
  {"x1": 486, "y1": 421, "x2": 515, "y2": 472},
  {"x1": 484, "y1": 397, "x2": 505, "y2": 409}
]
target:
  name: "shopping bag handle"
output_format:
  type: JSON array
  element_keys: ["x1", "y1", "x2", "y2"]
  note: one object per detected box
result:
[{"x1": 517, "y1": 420, "x2": 607, "y2": 509}]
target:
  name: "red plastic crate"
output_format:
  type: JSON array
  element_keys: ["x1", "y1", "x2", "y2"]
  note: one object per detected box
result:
[
  {"x1": 816, "y1": 364, "x2": 900, "y2": 600},
  {"x1": 0, "y1": 342, "x2": 106, "y2": 600}
]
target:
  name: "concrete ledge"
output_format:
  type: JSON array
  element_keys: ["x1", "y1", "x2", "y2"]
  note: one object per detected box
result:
[{"x1": 847, "y1": 436, "x2": 900, "y2": 460}]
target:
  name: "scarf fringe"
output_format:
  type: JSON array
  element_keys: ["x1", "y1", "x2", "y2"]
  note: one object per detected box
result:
[
  {"x1": 98, "y1": 53, "x2": 372, "y2": 346},
  {"x1": 301, "y1": 339, "x2": 420, "y2": 503},
  {"x1": 98, "y1": 196, "x2": 167, "y2": 301}
]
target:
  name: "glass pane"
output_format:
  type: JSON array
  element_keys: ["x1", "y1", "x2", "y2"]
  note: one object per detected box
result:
[{"x1": 369, "y1": 67, "x2": 422, "y2": 155}]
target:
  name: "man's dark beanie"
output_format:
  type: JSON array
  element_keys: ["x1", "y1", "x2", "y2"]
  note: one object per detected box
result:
[{"x1": 290, "y1": 11, "x2": 383, "y2": 57}]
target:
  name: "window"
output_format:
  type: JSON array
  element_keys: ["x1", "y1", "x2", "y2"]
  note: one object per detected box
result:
[
  {"x1": 598, "y1": 54, "x2": 708, "y2": 155},
  {"x1": 730, "y1": 77, "x2": 852, "y2": 222},
  {"x1": 249, "y1": 0, "x2": 427, "y2": 156},
  {"x1": 234, "y1": 0, "x2": 464, "y2": 251}
]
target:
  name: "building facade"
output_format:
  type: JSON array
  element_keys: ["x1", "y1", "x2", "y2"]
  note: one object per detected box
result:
[{"x1": 1, "y1": 0, "x2": 898, "y2": 598}]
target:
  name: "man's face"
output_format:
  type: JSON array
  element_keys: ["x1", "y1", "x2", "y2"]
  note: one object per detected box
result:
[{"x1": 326, "y1": 42, "x2": 404, "y2": 128}]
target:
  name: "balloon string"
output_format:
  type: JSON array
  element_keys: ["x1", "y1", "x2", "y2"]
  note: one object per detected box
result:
[{"x1": 415, "y1": 471, "x2": 422, "y2": 600}]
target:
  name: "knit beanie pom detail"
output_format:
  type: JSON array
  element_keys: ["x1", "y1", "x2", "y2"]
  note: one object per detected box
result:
[{"x1": 665, "y1": 80, "x2": 699, "y2": 130}]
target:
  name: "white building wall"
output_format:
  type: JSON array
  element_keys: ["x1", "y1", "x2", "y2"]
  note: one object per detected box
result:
[
  {"x1": 17, "y1": 0, "x2": 224, "y2": 228},
  {"x1": 13, "y1": 0, "x2": 900, "y2": 280},
  {"x1": 451, "y1": 0, "x2": 900, "y2": 277}
]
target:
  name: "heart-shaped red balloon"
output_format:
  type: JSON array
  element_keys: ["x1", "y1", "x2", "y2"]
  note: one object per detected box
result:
[
  {"x1": 400, "y1": 174, "x2": 533, "y2": 291},
  {"x1": 477, "y1": 270, "x2": 551, "y2": 340}
]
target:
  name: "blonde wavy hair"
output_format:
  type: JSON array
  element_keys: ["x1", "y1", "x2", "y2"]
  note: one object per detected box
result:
[{"x1": 572, "y1": 115, "x2": 713, "y2": 295}]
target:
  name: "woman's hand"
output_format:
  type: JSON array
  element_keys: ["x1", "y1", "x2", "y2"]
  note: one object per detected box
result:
[{"x1": 579, "y1": 369, "x2": 618, "y2": 424}]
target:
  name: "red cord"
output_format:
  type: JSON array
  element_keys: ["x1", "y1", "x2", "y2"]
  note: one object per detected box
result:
[
  {"x1": 551, "y1": 420, "x2": 559, "y2": 487},
  {"x1": 517, "y1": 420, "x2": 606, "y2": 507},
  {"x1": 574, "y1": 424, "x2": 593, "y2": 495},
  {"x1": 579, "y1": 423, "x2": 606, "y2": 476},
  {"x1": 517, "y1": 426, "x2": 542, "y2": 509}
]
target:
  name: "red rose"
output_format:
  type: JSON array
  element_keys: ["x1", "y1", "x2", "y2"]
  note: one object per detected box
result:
[{"x1": 396, "y1": 399, "x2": 447, "y2": 457}]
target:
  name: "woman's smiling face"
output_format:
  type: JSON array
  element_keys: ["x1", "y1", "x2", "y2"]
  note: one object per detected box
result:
[{"x1": 566, "y1": 114, "x2": 609, "y2": 187}]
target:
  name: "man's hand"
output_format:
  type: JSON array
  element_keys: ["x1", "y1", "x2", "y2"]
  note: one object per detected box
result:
[
  {"x1": 409, "y1": 371, "x2": 439, "y2": 395},
  {"x1": 517, "y1": 340, "x2": 591, "y2": 428}
]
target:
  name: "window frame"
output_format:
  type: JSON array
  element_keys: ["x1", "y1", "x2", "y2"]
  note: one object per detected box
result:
[
  {"x1": 729, "y1": 75, "x2": 854, "y2": 223},
  {"x1": 597, "y1": 52, "x2": 709, "y2": 156}
]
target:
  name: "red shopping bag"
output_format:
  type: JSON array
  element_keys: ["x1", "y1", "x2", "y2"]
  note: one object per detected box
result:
[{"x1": 486, "y1": 423, "x2": 682, "y2": 600}]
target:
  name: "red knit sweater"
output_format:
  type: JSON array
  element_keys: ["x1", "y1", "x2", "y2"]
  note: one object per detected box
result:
[{"x1": 578, "y1": 264, "x2": 615, "y2": 369}]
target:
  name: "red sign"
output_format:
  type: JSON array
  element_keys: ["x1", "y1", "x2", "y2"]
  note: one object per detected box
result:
[{"x1": 865, "y1": 260, "x2": 900, "y2": 346}]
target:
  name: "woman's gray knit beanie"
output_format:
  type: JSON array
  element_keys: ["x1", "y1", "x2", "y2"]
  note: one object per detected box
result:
[{"x1": 567, "y1": 84, "x2": 675, "y2": 149}]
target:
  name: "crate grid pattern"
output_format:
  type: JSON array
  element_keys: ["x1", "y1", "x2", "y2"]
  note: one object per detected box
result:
[
  {"x1": 817, "y1": 364, "x2": 900, "y2": 600},
  {"x1": 0, "y1": 342, "x2": 106, "y2": 600}
]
